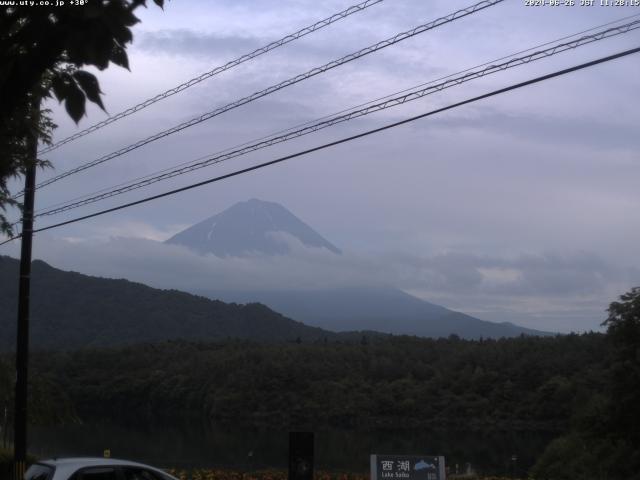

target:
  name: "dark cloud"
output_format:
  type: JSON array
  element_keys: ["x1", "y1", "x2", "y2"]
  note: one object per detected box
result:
[
  {"x1": 390, "y1": 250, "x2": 628, "y2": 297},
  {"x1": 137, "y1": 30, "x2": 263, "y2": 58},
  {"x1": 136, "y1": 28, "x2": 349, "y2": 63},
  {"x1": 425, "y1": 106, "x2": 640, "y2": 152}
]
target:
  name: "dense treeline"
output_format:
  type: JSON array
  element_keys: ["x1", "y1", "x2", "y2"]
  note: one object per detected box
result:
[
  {"x1": 1, "y1": 286, "x2": 639, "y2": 479},
  {"x1": 3, "y1": 333, "x2": 608, "y2": 432},
  {"x1": 530, "y1": 288, "x2": 640, "y2": 480}
]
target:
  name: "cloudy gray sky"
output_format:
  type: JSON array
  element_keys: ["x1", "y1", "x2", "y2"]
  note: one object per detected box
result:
[{"x1": 3, "y1": 0, "x2": 640, "y2": 332}]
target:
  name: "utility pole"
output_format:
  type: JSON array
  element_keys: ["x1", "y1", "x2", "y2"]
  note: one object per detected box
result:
[{"x1": 13, "y1": 99, "x2": 39, "y2": 480}]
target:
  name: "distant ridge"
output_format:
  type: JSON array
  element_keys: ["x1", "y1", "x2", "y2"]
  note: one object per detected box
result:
[
  {"x1": 166, "y1": 198, "x2": 340, "y2": 257},
  {"x1": 0, "y1": 256, "x2": 341, "y2": 351},
  {"x1": 167, "y1": 198, "x2": 552, "y2": 339},
  {"x1": 199, "y1": 287, "x2": 553, "y2": 339}
]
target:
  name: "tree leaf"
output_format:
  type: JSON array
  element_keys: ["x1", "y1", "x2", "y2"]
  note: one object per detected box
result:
[
  {"x1": 110, "y1": 44, "x2": 129, "y2": 70},
  {"x1": 113, "y1": 24, "x2": 133, "y2": 45},
  {"x1": 50, "y1": 73, "x2": 70, "y2": 102},
  {"x1": 64, "y1": 81, "x2": 86, "y2": 124},
  {"x1": 73, "y1": 70, "x2": 105, "y2": 111}
]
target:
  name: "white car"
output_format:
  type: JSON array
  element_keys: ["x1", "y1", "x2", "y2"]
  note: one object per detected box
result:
[{"x1": 24, "y1": 458, "x2": 179, "y2": 480}]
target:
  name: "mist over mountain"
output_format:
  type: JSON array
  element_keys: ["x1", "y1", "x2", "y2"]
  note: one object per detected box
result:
[
  {"x1": 200, "y1": 287, "x2": 551, "y2": 339},
  {"x1": 0, "y1": 256, "x2": 340, "y2": 351},
  {"x1": 171, "y1": 199, "x2": 551, "y2": 339},
  {"x1": 166, "y1": 198, "x2": 341, "y2": 256},
  {"x1": 0, "y1": 200, "x2": 552, "y2": 345}
]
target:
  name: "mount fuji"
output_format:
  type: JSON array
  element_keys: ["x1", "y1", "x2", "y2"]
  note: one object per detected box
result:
[
  {"x1": 166, "y1": 198, "x2": 340, "y2": 257},
  {"x1": 167, "y1": 199, "x2": 551, "y2": 339}
]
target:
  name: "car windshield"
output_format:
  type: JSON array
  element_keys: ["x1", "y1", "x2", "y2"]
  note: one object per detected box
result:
[
  {"x1": 24, "y1": 464, "x2": 54, "y2": 480},
  {"x1": 124, "y1": 468, "x2": 178, "y2": 480}
]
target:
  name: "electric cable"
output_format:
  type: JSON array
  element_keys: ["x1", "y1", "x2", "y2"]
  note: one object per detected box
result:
[
  {"x1": 30, "y1": 19, "x2": 640, "y2": 220},
  {"x1": 19, "y1": 0, "x2": 504, "y2": 197},
  {"x1": 31, "y1": 12, "x2": 640, "y2": 215},
  {"x1": 38, "y1": 0, "x2": 385, "y2": 155},
  {"x1": 3, "y1": 45, "x2": 638, "y2": 246}
]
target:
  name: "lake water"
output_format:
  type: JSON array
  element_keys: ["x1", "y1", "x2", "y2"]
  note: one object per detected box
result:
[{"x1": 29, "y1": 424, "x2": 555, "y2": 476}]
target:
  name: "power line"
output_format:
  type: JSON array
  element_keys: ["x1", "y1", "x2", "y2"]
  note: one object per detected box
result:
[
  {"x1": 37, "y1": 0, "x2": 385, "y2": 155},
  {"x1": 30, "y1": 12, "x2": 640, "y2": 217},
  {"x1": 3, "y1": 45, "x2": 638, "y2": 246},
  {"x1": 30, "y1": 19, "x2": 640, "y2": 220},
  {"x1": 20, "y1": 0, "x2": 504, "y2": 197}
]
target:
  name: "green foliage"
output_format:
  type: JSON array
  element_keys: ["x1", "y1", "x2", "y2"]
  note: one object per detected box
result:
[
  {"x1": 532, "y1": 287, "x2": 640, "y2": 480},
  {"x1": 0, "y1": 329, "x2": 623, "y2": 476},
  {"x1": 601, "y1": 287, "x2": 640, "y2": 479},
  {"x1": 8, "y1": 333, "x2": 608, "y2": 433},
  {"x1": 1, "y1": 0, "x2": 165, "y2": 121},
  {"x1": 602, "y1": 286, "x2": 640, "y2": 445},
  {"x1": 531, "y1": 433, "x2": 601, "y2": 480},
  {"x1": 0, "y1": 355, "x2": 78, "y2": 433},
  {"x1": 0, "y1": 0, "x2": 164, "y2": 235},
  {"x1": 531, "y1": 432, "x2": 638, "y2": 480},
  {"x1": 0, "y1": 99, "x2": 54, "y2": 235}
]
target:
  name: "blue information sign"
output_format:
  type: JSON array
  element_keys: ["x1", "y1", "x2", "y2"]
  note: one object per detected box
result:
[{"x1": 370, "y1": 455, "x2": 445, "y2": 480}]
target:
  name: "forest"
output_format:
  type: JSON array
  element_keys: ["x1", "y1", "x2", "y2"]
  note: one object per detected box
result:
[
  {"x1": 1, "y1": 288, "x2": 639, "y2": 479},
  {"x1": 12, "y1": 333, "x2": 608, "y2": 431}
]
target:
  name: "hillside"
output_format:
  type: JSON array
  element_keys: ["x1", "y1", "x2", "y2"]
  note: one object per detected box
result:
[
  {"x1": 203, "y1": 287, "x2": 551, "y2": 339},
  {"x1": 0, "y1": 256, "x2": 337, "y2": 351},
  {"x1": 167, "y1": 199, "x2": 550, "y2": 339}
]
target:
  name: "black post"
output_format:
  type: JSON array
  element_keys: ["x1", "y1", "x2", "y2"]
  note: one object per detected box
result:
[
  {"x1": 288, "y1": 432, "x2": 314, "y2": 480},
  {"x1": 13, "y1": 104, "x2": 38, "y2": 480}
]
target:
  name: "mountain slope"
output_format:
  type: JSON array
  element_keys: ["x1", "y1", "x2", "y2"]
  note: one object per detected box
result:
[
  {"x1": 166, "y1": 198, "x2": 340, "y2": 256},
  {"x1": 199, "y1": 287, "x2": 552, "y2": 339},
  {"x1": 0, "y1": 256, "x2": 337, "y2": 351},
  {"x1": 166, "y1": 198, "x2": 551, "y2": 339}
]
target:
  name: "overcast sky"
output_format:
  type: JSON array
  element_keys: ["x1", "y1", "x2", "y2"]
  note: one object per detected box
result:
[{"x1": 3, "y1": 0, "x2": 640, "y2": 332}]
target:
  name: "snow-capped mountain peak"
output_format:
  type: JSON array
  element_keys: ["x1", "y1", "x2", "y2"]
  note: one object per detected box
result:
[{"x1": 166, "y1": 199, "x2": 341, "y2": 257}]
